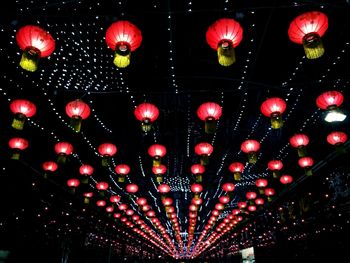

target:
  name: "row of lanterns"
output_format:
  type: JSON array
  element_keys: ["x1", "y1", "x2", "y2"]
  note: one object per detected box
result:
[{"x1": 16, "y1": 11, "x2": 328, "y2": 72}]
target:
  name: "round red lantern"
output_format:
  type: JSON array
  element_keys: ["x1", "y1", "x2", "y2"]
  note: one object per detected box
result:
[
  {"x1": 191, "y1": 164, "x2": 205, "y2": 183},
  {"x1": 65, "y1": 99, "x2": 90, "y2": 132},
  {"x1": 298, "y1": 157, "x2": 314, "y2": 176},
  {"x1": 197, "y1": 102, "x2": 222, "y2": 134},
  {"x1": 219, "y1": 195, "x2": 230, "y2": 204},
  {"x1": 280, "y1": 175, "x2": 293, "y2": 185},
  {"x1": 136, "y1": 197, "x2": 147, "y2": 206},
  {"x1": 79, "y1": 164, "x2": 93, "y2": 184},
  {"x1": 316, "y1": 91, "x2": 346, "y2": 123},
  {"x1": 148, "y1": 144, "x2": 166, "y2": 167},
  {"x1": 10, "y1": 99, "x2": 36, "y2": 130},
  {"x1": 241, "y1": 139, "x2": 260, "y2": 164},
  {"x1": 158, "y1": 184, "x2": 171, "y2": 195},
  {"x1": 106, "y1": 206, "x2": 114, "y2": 213},
  {"x1": 194, "y1": 142, "x2": 213, "y2": 166},
  {"x1": 222, "y1": 183, "x2": 235, "y2": 193},
  {"x1": 206, "y1": 18, "x2": 243, "y2": 66},
  {"x1": 256, "y1": 178, "x2": 268, "y2": 194},
  {"x1": 246, "y1": 191, "x2": 257, "y2": 200},
  {"x1": 110, "y1": 195, "x2": 121, "y2": 203},
  {"x1": 191, "y1": 183, "x2": 203, "y2": 199},
  {"x1": 264, "y1": 188, "x2": 275, "y2": 202},
  {"x1": 16, "y1": 25, "x2": 55, "y2": 72},
  {"x1": 260, "y1": 97, "x2": 287, "y2": 129},
  {"x1": 134, "y1": 103, "x2": 159, "y2": 132},
  {"x1": 114, "y1": 164, "x2": 130, "y2": 183},
  {"x1": 288, "y1": 11, "x2": 328, "y2": 59},
  {"x1": 54, "y1": 142, "x2": 73, "y2": 164},
  {"x1": 126, "y1": 183, "x2": 139, "y2": 194},
  {"x1": 98, "y1": 143, "x2": 117, "y2": 167},
  {"x1": 96, "y1": 182, "x2": 109, "y2": 196},
  {"x1": 105, "y1": 20, "x2": 142, "y2": 68},
  {"x1": 255, "y1": 198, "x2": 265, "y2": 206},
  {"x1": 327, "y1": 131, "x2": 348, "y2": 153},
  {"x1": 152, "y1": 164, "x2": 167, "y2": 183},
  {"x1": 67, "y1": 178, "x2": 80, "y2": 194},
  {"x1": 42, "y1": 161, "x2": 58, "y2": 178},
  {"x1": 118, "y1": 203, "x2": 128, "y2": 211},
  {"x1": 8, "y1": 137, "x2": 29, "y2": 160},
  {"x1": 289, "y1": 134, "x2": 309, "y2": 157},
  {"x1": 229, "y1": 162, "x2": 244, "y2": 181},
  {"x1": 162, "y1": 197, "x2": 173, "y2": 207},
  {"x1": 97, "y1": 200, "x2": 106, "y2": 207},
  {"x1": 192, "y1": 198, "x2": 203, "y2": 206},
  {"x1": 248, "y1": 205, "x2": 257, "y2": 212},
  {"x1": 83, "y1": 192, "x2": 93, "y2": 204},
  {"x1": 268, "y1": 160, "x2": 283, "y2": 178},
  {"x1": 237, "y1": 201, "x2": 247, "y2": 209}
]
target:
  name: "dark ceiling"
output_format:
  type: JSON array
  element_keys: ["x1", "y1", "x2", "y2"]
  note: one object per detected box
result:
[{"x1": 0, "y1": 0, "x2": 350, "y2": 262}]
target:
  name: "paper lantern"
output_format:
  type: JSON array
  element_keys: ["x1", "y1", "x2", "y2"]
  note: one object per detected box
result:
[
  {"x1": 241, "y1": 139, "x2": 260, "y2": 164},
  {"x1": 42, "y1": 161, "x2": 58, "y2": 178},
  {"x1": 229, "y1": 162, "x2": 244, "y2": 181},
  {"x1": 98, "y1": 143, "x2": 117, "y2": 167},
  {"x1": 197, "y1": 102, "x2": 222, "y2": 134},
  {"x1": 110, "y1": 195, "x2": 121, "y2": 203},
  {"x1": 264, "y1": 188, "x2": 275, "y2": 202},
  {"x1": 246, "y1": 191, "x2": 257, "y2": 200},
  {"x1": 194, "y1": 142, "x2": 213, "y2": 166},
  {"x1": 115, "y1": 164, "x2": 130, "y2": 183},
  {"x1": 255, "y1": 178, "x2": 268, "y2": 194},
  {"x1": 316, "y1": 91, "x2": 346, "y2": 122},
  {"x1": 290, "y1": 134, "x2": 309, "y2": 157},
  {"x1": 148, "y1": 144, "x2": 166, "y2": 167},
  {"x1": 268, "y1": 160, "x2": 283, "y2": 178},
  {"x1": 298, "y1": 157, "x2": 314, "y2": 176},
  {"x1": 8, "y1": 137, "x2": 28, "y2": 160},
  {"x1": 126, "y1": 183, "x2": 139, "y2": 194},
  {"x1": 152, "y1": 164, "x2": 167, "y2": 183},
  {"x1": 10, "y1": 99, "x2": 36, "y2": 130},
  {"x1": 54, "y1": 142, "x2": 73, "y2": 164},
  {"x1": 191, "y1": 183, "x2": 203, "y2": 199},
  {"x1": 327, "y1": 131, "x2": 348, "y2": 153},
  {"x1": 280, "y1": 175, "x2": 293, "y2": 185},
  {"x1": 65, "y1": 99, "x2": 90, "y2": 132},
  {"x1": 260, "y1": 97, "x2": 287, "y2": 129},
  {"x1": 67, "y1": 178, "x2": 80, "y2": 194},
  {"x1": 134, "y1": 103, "x2": 159, "y2": 132},
  {"x1": 79, "y1": 164, "x2": 94, "y2": 184}
]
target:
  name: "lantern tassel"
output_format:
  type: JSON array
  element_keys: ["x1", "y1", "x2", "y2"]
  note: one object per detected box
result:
[
  {"x1": 12, "y1": 113, "x2": 26, "y2": 130},
  {"x1": 11, "y1": 152, "x2": 20, "y2": 160},
  {"x1": 234, "y1": 172, "x2": 241, "y2": 181},
  {"x1": 70, "y1": 116, "x2": 82, "y2": 133},
  {"x1": 114, "y1": 44, "x2": 131, "y2": 68},
  {"x1": 153, "y1": 157, "x2": 161, "y2": 167},
  {"x1": 305, "y1": 168, "x2": 313, "y2": 176},
  {"x1": 335, "y1": 144, "x2": 346, "y2": 154},
  {"x1": 247, "y1": 152, "x2": 257, "y2": 164},
  {"x1": 271, "y1": 114, "x2": 283, "y2": 129},
  {"x1": 19, "y1": 47, "x2": 41, "y2": 72},
  {"x1": 217, "y1": 41, "x2": 236, "y2": 66},
  {"x1": 272, "y1": 171, "x2": 280, "y2": 179},
  {"x1": 297, "y1": 146, "x2": 307, "y2": 157},
  {"x1": 81, "y1": 177, "x2": 89, "y2": 184},
  {"x1": 156, "y1": 175, "x2": 163, "y2": 183},
  {"x1": 302, "y1": 33, "x2": 324, "y2": 60},
  {"x1": 141, "y1": 122, "x2": 152, "y2": 133},
  {"x1": 102, "y1": 156, "x2": 111, "y2": 167},
  {"x1": 118, "y1": 175, "x2": 125, "y2": 183},
  {"x1": 84, "y1": 197, "x2": 90, "y2": 204},
  {"x1": 57, "y1": 154, "x2": 67, "y2": 164},
  {"x1": 258, "y1": 188, "x2": 265, "y2": 195},
  {"x1": 200, "y1": 155, "x2": 209, "y2": 166},
  {"x1": 205, "y1": 119, "x2": 216, "y2": 134}
]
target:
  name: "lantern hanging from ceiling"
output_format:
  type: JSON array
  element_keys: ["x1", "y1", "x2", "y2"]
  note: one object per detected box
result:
[
  {"x1": 134, "y1": 103, "x2": 159, "y2": 132},
  {"x1": 16, "y1": 25, "x2": 55, "y2": 72},
  {"x1": 97, "y1": 200, "x2": 106, "y2": 207},
  {"x1": 194, "y1": 142, "x2": 213, "y2": 166},
  {"x1": 222, "y1": 183, "x2": 235, "y2": 198},
  {"x1": 206, "y1": 18, "x2": 243, "y2": 66},
  {"x1": 96, "y1": 181, "x2": 109, "y2": 197},
  {"x1": 280, "y1": 174, "x2": 293, "y2": 185},
  {"x1": 136, "y1": 197, "x2": 147, "y2": 206},
  {"x1": 255, "y1": 178, "x2": 268, "y2": 194},
  {"x1": 158, "y1": 184, "x2": 171, "y2": 200},
  {"x1": 42, "y1": 161, "x2": 58, "y2": 178},
  {"x1": 288, "y1": 11, "x2": 328, "y2": 59},
  {"x1": 79, "y1": 164, "x2": 94, "y2": 184},
  {"x1": 126, "y1": 183, "x2": 139, "y2": 194},
  {"x1": 264, "y1": 188, "x2": 275, "y2": 202},
  {"x1": 219, "y1": 195, "x2": 230, "y2": 204},
  {"x1": 10, "y1": 99, "x2": 36, "y2": 130},
  {"x1": 191, "y1": 183, "x2": 203, "y2": 199},
  {"x1": 115, "y1": 164, "x2": 130, "y2": 183},
  {"x1": 327, "y1": 131, "x2": 348, "y2": 153},
  {"x1": 152, "y1": 164, "x2": 167, "y2": 183},
  {"x1": 248, "y1": 205, "x2": 257, "y2": 212},
  {"x1": 316, "y1": 91, "x2": 346, "y2": 123},
  {"x1": 67, "y1": 178, "x2": 80, "y2": 194},
  {"x1": 246, "y1": 191, "x2": 257, "y2": 200},
  {"x1": 268, "y1": 160, "x2": 283, "y2": 178},
  {"x1": 148, "y1": 144, "x2": 166, "y2": 167},
  {"x1": 255, "y1": 198, "x2": 265, "y2": 206},
  {"x1": 191, "y1": 164, "x2": 205, "y2": 183},
  {"x1": 105, "y1": 20, "x2": 142, "y2": 68},
  {"x1": 298, "y1": 157, "x2": 314, "y2": 176},
  {"x1": 241, "y1": 139, "x2": 260, "y2": 164},
  {"x1": 197, "y1": 102, "x2": 222, "y2": 134},
  {"x1": 8, "y1": 137, "x2": 28, "y2": 160},
  {"x1": 83, "y1": 192, "x2": 93, "y2": 204},
  {"x1": 54, "y1": 141, "x2": 73, "y2": 164},
  {"x1": 229, "y1": 162, "x2": 244, "y2": 181},
  {"x1": 65, "y1": 99, "x2": 91, "y2": 133},
  {"x1": 110, "y1": 195, "x2": 121, "y2": 203},
  {"x1": 290, "y1": 134, "x2": 309, "y2": 157},
  {"x1": 98, "y1": 143, "x2": 117, "y2": 167},
  {"x1": 260, "y1": 97, "x2": 287, "y2": 129},
  {"x1": 238, "y1": 201, "x2": 247, "y2": 209}
]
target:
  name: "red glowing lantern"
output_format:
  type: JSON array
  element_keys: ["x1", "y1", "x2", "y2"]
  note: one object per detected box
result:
[
  {"x1": 246, "y1": 191, "x2": 257, "y2": 200},
  {"x1": 10, "y1": 99, "x2": 36, "y2": 130},
  {"x1": 264, "y1": 188, "x2": 275, "y2": 202},
  {"x1": 110, "y1": 195, "x2": 121, "y2": 203},
  {"x1": 256, "y1": 178, "x2": 268, "y2": 194},
  {"x1": 152, "y1": 164, "x2": 167, "y2": 183},
  {"x1": 96, "y1": 182, "x2": 109, "y2": 197},
  {"x1": 83, "y1": 192, "x2": 93, "y2": 204},
  {"x1": 118, "y1": 203, "x2": 128, "y2": 211},
  {"x1": 79, "y1": 164, "x2": 93, "y2": 184},
  {"x1": 146, "y1": 210, "x2": 156, "y2": 218},
  {"x1": 126, "y1": 209, "x2": 134, "y2": 216},
  {"x1": 136, "y1": 197, "x2": 147, "y2": 206},
  {"x1": 288, "y1": 11, "x2": 328, "y2": 59},
  {"x1": 229, "y1": 162, "x2": 244, "y2": 181},
  {"x1": 54, "y1": 142, "x2": 73, "y2": 164},
  {"x1": 238, "y1": 202, "x2": 247, "y2": 209},
  {"x1": 191, "y1": 183, "x2": 203, "y2": 199},
  {"x1": 162, "y1": 197, "x2": 173, "y2": 207},
  {"x1": 158, "y1": 184, "x2": 171, "y2": 196},
  {"x1": 215, "y1": 203, "x2": 225, "y2": 211},
  {"x1": 317, "y1": 91, "x2": 346, "y2": 123},
  {"x1": 105, "y1": 20, "x2": 142, "y2": 68},
  {"x1": 194, "y1": 142, "x2": 213, "y2": 166},
  {"x1": 290, "y1": 134, "x2": 309, "y2": 157},
  {"x1": 134, "y1": 103, "x2": 159, "y2": 132},
  {"x1": 298, "y1": 157, "x2": 314, "y2": 176},
  {"x1": 241, "y1": 139, "x2": 260, "y2": 164},
  {"x1": 8, "y1": 137, "x2": 28, "y2": 160},
  {"x1": 106, "y1": 206, "x2": 114, "y2": 213},
  {"x1": 268, "y1": 160, "x2": 283, "y2": 178},
  {"x1": 65, "y1": 99, "x2": 90, "y2": 132},
  {"x1": 206, "y1": 18, "x2": 243, "y2": 66},
  {"x1": 97, "y1": 200, "x2": 106, "y2": 207},
  {"x1": 248, "y1": 205, "x2": 257, "y2": 212},
  {"x1": 126, "y1": 183, "x2": 139, "y2": 194},
  {"x1": 114, "y1": 164, "x2": 130, "y2": 183},
  {"x1": 255, "y1": 198, "x2": 265, "y2": 206},
  {"x1": 148, "y1": 144, "x2": 166, "y2": 167},
  {"x1": 280, "y1": 175, "x2": 293, "y2": 185},
  {"x1": 67, "y1": 178, "x2": 80, "y2": 194},
  {"x1": 260, "y1": 97, "x2": 287, "y2": 129},
  {"x1": 219, "y1": 195, "x2": 230, "y2": 204},
  {"x1": 222, "y1": 183, "x2": 235, "y2": 193},
  {"x1": 16, "y1": 25, "x2": 55, "y2": 72},
  {"x1": 192, "y1": 198, "x2": 203, "y2": 206},
  {"x1": 197, "y1": 102, "x2": 222, "y2": 134},
  {"x1": 42, "y1": 161, "x2": 58, "y2": 178},
  {"x1": 98, "y1": 143, "x2": 117, "y2": 167},
  {"x1": 327, "y1": 131, "x2": 348, "y2": 153}
]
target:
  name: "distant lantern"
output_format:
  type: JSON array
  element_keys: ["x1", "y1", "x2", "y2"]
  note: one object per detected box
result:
[
  {"x1": 246, "y1": 191, "x2": 257, "y2": 200},
  {"x1": 126, "y1": 183, "x2": 139, "y2": 194},
  {"x1": 158, "y1": 184, "x2": 171, "y2": 199},
  {"x1": 79, "y1": 164, "x2": 93, "y2": 184},
  {"x1": 290, "y1": 134, "x2": 309, "y2": 157},
  {"x1": 191, "y1": 183, "x2": 203, "y2": 199},
  {"x1": 264, "y1": 188, "x2": 275, "y2": 202},
  {"x1": 110, "y1": 195, "x2": 121, "y2": 203},
  {"x1": 152, "y1": 164, "x2": 167, "y2": 183},
  {"x1": 194, "y1": 142, "x2": 213, "y2": 166},
  {"x1": 10, "y1": 99, "x2": 36, "y2": 130},
  {"x1": 237, "y1": 201, "x2": 247, "y2": 209},
  {"x1": 248, "y1": 205, "x2": 257, "y2": 212},
  {"x1": 67, "y1": 178, "x2": 80, "y2": 194},
  {"x1": 106, "y1": 206, "x2": 114, "y2": 213},
  {"x1": 268, "y1": 160, "x2": 283, "y2": 178},
  {"x1": 98, "y1": 143, "x2": 117, "y2": 167},
  {"x1": 222, "y1": 183, "x2": 235, "y2": 194},
  {"x1": 327, "y1": 131, "x2": 348, "y2": 153},
  {"x1": 162, "y1": 197, "x2": 173, "y2": 207},
  {"x1": 97, "y1": 200, "x2": 106, "y2": 207},
  {"x1": 219, "y1": 195, "x2": 230, "y2": 204},
  {"x1": 197, "y1": 102, "x2": 222, "y2": 134},
  {"x1": 255, "y1": 178, "x2": 268, "y2": 194},
  {"x1": 42, "y1": 161, "x2": 58, "y2": 178},
  {"x1": 260, "y1": 97, "x2": 287, "y2": 129},
  {"x1": 280, "y1": 174, "x2": 293, "y2": 185},
  {"x1": 83, "y1": 192, "x2": 93, "y2": 204},
  {"x1": 8, "y1": 137, "x2": 28, "y2": 160},
  {"x1": 255, "y1": 198, "x2": 264, "y2": 206},
  {"x1": 241, "y1": 139, "x2": 260, "y2": 164},
  {"x1": 136, "y1": 197, "x2": 147, "y2": 206},
  {"x1": 316, "y1": 91, "x2": 346, "y2": 123},
  {"x1": 191, "y1": 164, "x2": 205, "y2": 183},
  {"x1": 288, "y1": 11, "x2": 328, "y2": 59},
  {"x1": 96, "y1": 182, "x2": 109, "y2": 197},
  {"x1": 134, "y1": 103, "x2": 159, "y2": 132},
  {"x1": 115, "y1": 164, "x2": 130, "y2": 183},
  {"x1": 54, "y1": 142, "x2": 73, "y2": 164},
  {"x1": 148, "y1": 144, "x2": 166, "y2": 167},
  {"x1": 206, "y1": 18, "x2": 243, "y2": 66},
  {"x1": 229, "y1": 162, "x2": 244, "y2": 181},
  {"x1": 65, "y1": 99, "x2": 90, "y2": 132},
  {"x1": 105, "y1": 20, "x2": 142, "y2": 68},
  {"x1": 298, "y1": 157, "x2": 314, "y2": 176},
  {"x1": 16, "y1": 25, "x2": 55, "y2": 72}
]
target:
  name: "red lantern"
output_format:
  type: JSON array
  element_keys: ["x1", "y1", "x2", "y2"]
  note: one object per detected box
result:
[
  {"x1": 158, "y1": 184, "x2": 171, "y2": 195},
  {"x1": 191, "y1": 183, "x2": 203, "y2": 199},
  {"x1": 105, "y1": 20, "x2": 142, "y2": 68},
  {"x1": 237, "y1": 201, "x2": 247, "y2": 209},
  {"x1": 206, "y1": 18, "x2": 243, "y2": 66},
  {"x1": 268, "y1": 160, "x2": 283, "y2": 178},
  {"x1": 10, "y1": 99, "x2": 36, "y2": 130},
  {"x1": 290, "y1": 134, "x2": 309, "y2": 157},
  {"x1": 241, "y1": 140, "x2": 260, "y2": 164},
  {"x1": 65, "y1": 99, "x2": 90, "y2": 132},
  {"x1": 280, "y1": 175, "x2": 293, "y2": 185},
  {"x1": 222, "y1": 183, "x2": 235, "y2": 193},
  {"x1": 146, "y1": 210, "x2": 156, "y2": 218},
  {"x1": 16, "y1": 25, "x2": 55, "y2": 72},
  {"x1": 191, "y1": 164, "x2": 205, "y2": 183},
  {"x1": 317, "y1": 91, "x2": 346, "y2": 122},
  {"x1": 246, "y1": 191, "x2": 257, "y2": 200},
  {"x1": 98, "y1": 143, "x2": 117, "y2": 167},
  {"x1": 126, "y1": 209, "x2": 134, "y2": 216},
  {"x1": 114, "y1": 164, "x2": 130, "y2": 183},
  {"x1": 148, "y1": 144, "x2": 166, "y2": 167},
  {"x1": 83, "y1": 192, "x2": 93, "y2": 204},
  {"x1": 327, "y1": 131, "x2": 348, "y2": 153},
  {"x1": 215, "y1": 203, "x2": 225, "y2": 211},
  {"x1": 260, "y1": 97, "x2": 287, "y2": 129},
  {"x1": 136, "y1": 197, "x2": 147, "y2": 206},
  {"x1": 255, "y1": 198, "x2": 264, "y2": 205},
  {"x1": 79, "y1": 164, "x2": 93, "y2": 184},
  {"x1": 67, "y1": 178, "x2": 80, "y2": 194},
  {"x1": 152, "y1": 164, "x2": 167, "y2": 183},
  {"x1": 110, "y1": 195, "x2": 121, "y2": 203},
  {"x1": 162, "y1": 198, "x2": 173, "y2": 207},
  {"x1": 118, "y1": 203, "x2": 128, "y2": 210},
  {"x1": 134, "y1": 103, "x2": 159, "y2": 132},
  {"x1": 229, "y1": 162, "x2": 244, "y2": 181},
  {"x1": 192, "y1": 198, "x2": 203, "y2": 206},
  {"x1": 96, "y1": 182, "x2": 109, "y2": 197},
  {"x1": 197, "y1": 102, "x2": 222, "y2": 134},
  {"x1": 248, "y1": 205, "x2": 257, "y2": 212},
  {"x1": 42, "y1": 161, "x2": 58, "y2": 178},
  {"x1": 8, "y1": 137, "x2": 28, "y2": 160},
  {"x1": 264, "y1": 188, "x2": 275, "y2": 202},
  {"x1": 256, "y1": 178, "x2": 268, "y2": 194},
  {"x1": 106, "y1": 206, "x2": 114, "y2": 213},
  {"x1": 298, "y1": 157, "x2": 314, "y2": 176},
  {"x1": 194, "y1": 142, "x2": 213, "y2": 166},
  {"x1": 126, "y1": 183, "x2": 139, "y2": 194},
  {"x1": 54, "y1": 142, "x2": 73, "y2": 164},
  {"x1": 97, "y1": 200, "x2": 106, "y2": 207},
  {"x1": 288, "y1": 11, "x2": 328, "y2": 59},
  {"x1": 219, "y1": 195, "x2": 230, "y2": 204}
]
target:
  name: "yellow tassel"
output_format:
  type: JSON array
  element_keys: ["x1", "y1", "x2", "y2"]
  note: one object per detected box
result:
[
  {"x1": 271, "y1": 114, "x2": 283, "y2": 129},
  {"x1": 217, "y1": 41, "x2": 236, "y2": 66},
  {"x1": 153, "y1": 157, "x2": 161, "y2": 167},
  {"x1": 234, "y1": 173, "x2": 241, "y2": 181},
  {"x1": 11, "y1": 152, "x2": 20, "y2": 160},
  {"x1": 141, "y1": 122, "x2": 152, "y2": 132},
  {"x1": 19, "y1": 47, "x2": 40, "y2": 72},
  {"x1": 12, "y1": 113, "x2": 26, "y2": 130},
  {"x1": 118, "y1": 175, "x2": 125, "y2": 183},
  {"x1": 248, "y1": 152, "x2": 257, "y2": 164},
  {"x1": 70, "y1": 116, "x2": 82, "y2": 133},
  {"x1": 195, "y1": 174, "x2": 202, "y2": 183},
  {"x1": 113, "y1": 44, "x2": 131, "y2": 68},
  {"x1": 57, "y1": 154, "x2": 67, "y2": 164},
  {"x1": 156, "y1": 175, "x2": 163, "y2": 183},
  {"x1": 302, "y1": 33, "x2": 324, "y2": 60}
]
